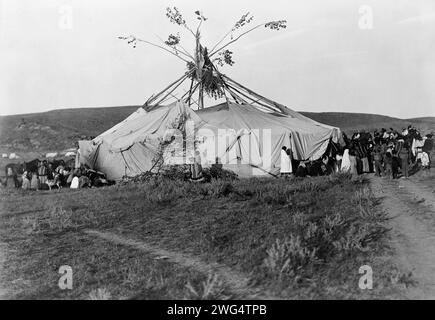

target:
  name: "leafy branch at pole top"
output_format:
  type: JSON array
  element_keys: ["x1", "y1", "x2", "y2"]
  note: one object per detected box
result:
[{"x1": 117, "y1": 7, "x2": 287, "y2": 99}]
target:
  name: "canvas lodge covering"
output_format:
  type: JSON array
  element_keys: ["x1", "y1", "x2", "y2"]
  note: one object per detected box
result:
[{"x1": 79, "y1": 102, "x2": 341, "y2": 180}]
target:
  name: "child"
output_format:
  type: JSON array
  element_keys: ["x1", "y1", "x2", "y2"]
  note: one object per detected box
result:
[
  {"x1": 295, "y1": 161, "x2": 307, "y2": 177},
  {"x1": 22, "y1": 171, "x2": 31, "y2": 190},
  {"x1": 30, "y1": 172, "x2": 40, "y2": 190},
  {"x1": 373, "y1": 143, "x2": 384, "y2": 177}
]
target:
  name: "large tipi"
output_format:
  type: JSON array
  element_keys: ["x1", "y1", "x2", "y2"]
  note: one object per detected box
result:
[{"x1": 78, "y1": 10, "x2": 342, "y2": 179}]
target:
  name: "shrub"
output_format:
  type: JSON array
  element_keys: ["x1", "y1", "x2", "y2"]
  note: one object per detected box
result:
[
  {"x1": 121, "y1": 164, "x2": 238, "y2": 184},
  {"x1": 332, "y1": 222, "x2": 386, "y2": 255},
  {"x1": 202, "y1": 165, "x2": 238, "y2": 182},
  {"x1": 88, "y1": 288, "x2": 112, "y2": 300},
  {"x1": 264, "y1": 236, "x2": 318, "y2": 279},
  {"x1": 184, "y1": 274, "x2": 230, "y2": 300},
  {"x1": 208, "y1": 180, "x2": 235, "y2": 197}
]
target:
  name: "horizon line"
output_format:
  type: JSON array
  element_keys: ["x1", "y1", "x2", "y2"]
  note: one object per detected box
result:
[{"x1": 0, "y1": 104, "x2": 434, "y2": 120}]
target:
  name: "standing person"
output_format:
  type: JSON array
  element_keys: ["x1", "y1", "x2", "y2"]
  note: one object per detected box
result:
[
  {"x1": 359, "y1": 130, "x2": 371, "y2": 173},
  {"x1": 30, "y1": 172, "x2": 40, "y2": 190},
  {"x1": 348, "y1": 149, "x2": 358, "y2": 176},
  {"x1": 422, "y1": 134, "x2": 433, "y2": 168},
  {"x1": 38, "y1": 160, "x2": 48, "y2": 185},
  {"x1": 353, "y1": 143, "x2": 363, "y2": 174},
  {"x1": 280, "y1": 146, "x2": 292, "y2": 177},
  {"x1": 5, "y1": 166, "x2": 17, "y2": 189},
  {"x1": 70, "y1": 174, "x2": 79, "y2": 189},
  {"x1": 372, "y1": 142, "x2": 384, "y2": 177},
  {"x1": 419, "y1": 151, "x2": 430, "y2": 170},
  {"x1": 340, "y1": 149, "x2": 351, "y2": 172},
  {"x1": 392, "y1": 150, "x2": 400, "y2": 179},
  {"x1": 399, "y1": 143, "x2": 410, "y2": 178},
  {"x1": 361, "y1": 154, "x2": 370, "y2": 173},
  {"x1": 384, "y1": 151, "x2": 393, "y2": 179},
  {"x1": 22, "y1": 171, "x2": 31, "y2": 190},
  {"x1": 335, "y1": 152, "x2": 343, "y2": 173},
  {"x1": 320, "y1": 155, "x2": 332, "y2": 175},
  {"x1": 47, "y1": 163, "x2": 54, "y2": 181},
  {"x1": 190, "y1": 150, "x2": 204, "y2": 181}
]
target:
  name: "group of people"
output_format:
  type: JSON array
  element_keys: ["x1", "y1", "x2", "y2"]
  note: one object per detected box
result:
[
  {"x1": 280, "y1": 146, "x2": 334, "y2": 178},
  {"x1": 280, "y1": 125, "x2": 433, "y2": 179},
  {"x1": 3, "y1": 159, "x2": 113, "y2": 191}
]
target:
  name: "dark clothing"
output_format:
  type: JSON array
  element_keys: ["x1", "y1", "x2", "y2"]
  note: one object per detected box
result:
[
  {"x1": 295, "y1": 165, "x2": 307, "y2": 177},
  {"x1": 306, "y1": 162, "x2": 319, "y2": 176},
  {"x1": 401, "y1": 158, "x2": 409, "y2": 178},
  {"x1": 356, "y1": 156, "x2": 363, "y2": 175},
  {"x1": 354, "y1": 141, "x2": 368, "y2": 158},
  {"x1": 392, "y1": 156, "x2": 400, "y2": 179},
  {"x1": 384, "y1": 154, "x2": 393, "y2": 178},
  {"x1": 320, "y1": 163, "x2": 333, "y2": 175},
  {"x1": 423, "y1": 138, "x2": 433, "y2": 154}
]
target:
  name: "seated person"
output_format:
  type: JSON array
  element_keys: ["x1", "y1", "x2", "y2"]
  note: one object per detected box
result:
[
  {"x1": 295, "y1": 162, "x2": 308, "y2": 177},
  {"x1": 79, "y1": 175, "x2": 91, "y2": 188}
]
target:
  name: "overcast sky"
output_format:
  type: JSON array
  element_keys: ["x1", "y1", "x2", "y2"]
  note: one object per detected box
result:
[{"x1": 1, "y1": 0, "x2": 434, "y2": 118}]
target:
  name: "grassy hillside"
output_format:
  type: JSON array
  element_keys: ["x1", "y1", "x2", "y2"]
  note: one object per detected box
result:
[
  {"x1": 0, "y1": 106, "x2": 433, "y2": 153},
  {"x1": 301, "y1": 112, "x2": 435, "y2": 134},
  {"x1": 0, "y1": 106, "x2": 138, "y2": 152}
]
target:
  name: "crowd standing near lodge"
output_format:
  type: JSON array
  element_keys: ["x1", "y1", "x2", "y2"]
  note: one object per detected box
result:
[
  {"x1": 1, "y1": 125, "x2": 433, "y2": 191},
  {"x1": 281, "y1": 125, "x2": 432, "y2": 179}
]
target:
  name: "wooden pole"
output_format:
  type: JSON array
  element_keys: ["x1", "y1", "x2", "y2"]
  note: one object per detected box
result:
[
  {"x1": 226, "y1": 84, "x2": 279, "y2": 112},
  {"x1": 187, "y1": 77, "x2": 194, "y2": 107},
  {"x1": 144, "y1": 71, "x2": 192, "y2": 107},
  {"x1": 198, "y1": 82, "x2": 204, "y2": 109},
  {"x1": 222, "y1": 75, "x2": 292, "y2": 115}
]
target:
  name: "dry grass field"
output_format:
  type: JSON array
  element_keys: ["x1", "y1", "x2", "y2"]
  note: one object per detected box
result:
[
  {"x1": 0, "y1": 107, "x2": 433, "y2": 300},
  {"x1": 0, "y1": 173, "x2": 408, "y2": 299}
]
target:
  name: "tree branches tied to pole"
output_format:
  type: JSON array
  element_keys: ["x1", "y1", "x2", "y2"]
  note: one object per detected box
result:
[{"x1": 119, "y1": 7, "x2": 287, "y2": 111}]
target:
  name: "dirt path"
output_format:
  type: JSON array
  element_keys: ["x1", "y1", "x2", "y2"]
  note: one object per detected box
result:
[
  {"x1": 372, "y1": 176, "x2": 435, "y2": 299},
  {"x1": 84, "y1": 229, "x2": 276, "y2": 299}
]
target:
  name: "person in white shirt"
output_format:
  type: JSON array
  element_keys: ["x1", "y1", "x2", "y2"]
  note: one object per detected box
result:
[
  {"x1": 280, "y1": 146, "x2": 292, "y2": 176},
  {"x1": 70, "y1": 176, "x2": 79, "y2": 189},
  {"x1": 340, "y1": 149, "x2": 351, "y2": 172}
]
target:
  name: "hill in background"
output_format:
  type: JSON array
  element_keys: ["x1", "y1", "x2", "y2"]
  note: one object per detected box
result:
[
  {"x1": 302, "y1": 112, "x2": 435, "y2": 133},
  {"x1": 0, "y1": 106, "x2": 434, "y2": 153}
]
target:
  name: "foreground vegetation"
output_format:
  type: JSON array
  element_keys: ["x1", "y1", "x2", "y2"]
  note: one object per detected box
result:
[{"x1": 0, "y1": 173, "x2": 406, "y2": 299}]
